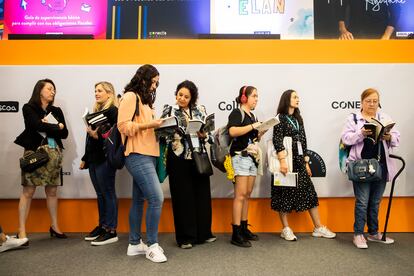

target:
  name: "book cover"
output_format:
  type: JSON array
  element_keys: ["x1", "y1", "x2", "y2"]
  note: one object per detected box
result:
[
  {"x1": 155, "y1": 116, "x2": 180, "y2": 139},
  {"x1": 369, "y1": 118, "x2": 396, "y2": 143},
  {"x1": 186, "y1": 113, "x2": 215, "y2": 134},
  {"x1": 255, "y1": 114, "x2": 280, "y2": 133}
]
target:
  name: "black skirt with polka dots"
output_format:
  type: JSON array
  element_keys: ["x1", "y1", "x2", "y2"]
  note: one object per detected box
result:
[{"x1": 270, "y1": 114, "x2": 319, "y2": 213}]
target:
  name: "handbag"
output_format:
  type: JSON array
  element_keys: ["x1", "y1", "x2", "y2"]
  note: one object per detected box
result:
[
  {"x1": 188, "y1": 136, "x2": 213, "y2": 176},
  {"x1": 347, "y1": 142, "x2": 382, "y2": 183},
  {"x1": 192, "y1": 149, "x2": 214, "y2": 176},
  {"x1": 20, "y1": 146, "x2": 50, "y2": 172}
]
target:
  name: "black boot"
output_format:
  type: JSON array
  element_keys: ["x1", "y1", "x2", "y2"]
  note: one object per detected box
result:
[
  {"x1": 231, "y1": 224, "x2": 251, "y2": 247},
  {"x1": 241, "y1": 220, "x2": 259, "y2": 241}
]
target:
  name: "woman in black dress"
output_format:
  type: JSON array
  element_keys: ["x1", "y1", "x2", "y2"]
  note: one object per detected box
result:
[{"x1": 271, "y1": 89, "x2": 335, "y2": 241}]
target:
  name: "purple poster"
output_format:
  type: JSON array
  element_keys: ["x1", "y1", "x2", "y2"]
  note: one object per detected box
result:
[{"x1": 4, "y1": 0, "x2": 107, "y2": 39}]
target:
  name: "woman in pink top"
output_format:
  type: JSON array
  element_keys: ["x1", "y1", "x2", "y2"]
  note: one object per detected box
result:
[{"x1": 117, "y1": 65, "x2": 166, "y2": 263}]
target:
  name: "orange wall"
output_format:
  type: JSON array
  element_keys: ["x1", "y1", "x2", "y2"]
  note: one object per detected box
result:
[
  {"x1": 0, "y1": 39, "x2": 413, "y2": 233},
  {"x1": 1, "y1": 198, "x2": 414, "y2": 233}
]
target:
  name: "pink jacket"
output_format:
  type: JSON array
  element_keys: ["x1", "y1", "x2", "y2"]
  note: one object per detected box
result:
[{"x1": 341, "y1": 112, "x2": 400, "y2": 181}]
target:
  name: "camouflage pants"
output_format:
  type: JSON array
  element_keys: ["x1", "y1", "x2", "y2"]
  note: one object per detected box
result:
[{"x1": 21, "y1": 146, "x2": 63, "y2": 186}]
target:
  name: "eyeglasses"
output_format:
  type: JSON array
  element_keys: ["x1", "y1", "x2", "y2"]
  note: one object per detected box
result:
[{"x1": 364, "y1": 99, "x2": 378, "y2": 105}]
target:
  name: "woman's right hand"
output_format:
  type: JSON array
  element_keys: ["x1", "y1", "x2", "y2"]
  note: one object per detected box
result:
[
  {"x1": 150, "y1": 119, "x2": 163, "y2": 129},
  {"x1": 79, "y1": 161, "x2": 86, "y2": 170},
  {"x1": 252, "y1": 122, "x2": 261, "y2": 130},
  {"x1": 279, "y1": 159, "x2": 288, "y2": 176},
  {"x1": 361, "y1": 127, "x2": 373, "y2": 137}
]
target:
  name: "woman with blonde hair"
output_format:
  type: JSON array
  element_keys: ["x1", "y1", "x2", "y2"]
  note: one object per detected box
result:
[{"x1": 80, "y1": 81, "x2": 119, "y2": 245}]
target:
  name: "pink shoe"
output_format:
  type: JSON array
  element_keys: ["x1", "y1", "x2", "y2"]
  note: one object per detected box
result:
[
  {"x1": 353, "y1": 234, "x2": 368, "y2": 249},
  {"x1": 367, "y1": 233, "x2": 394, "y2": 244}
]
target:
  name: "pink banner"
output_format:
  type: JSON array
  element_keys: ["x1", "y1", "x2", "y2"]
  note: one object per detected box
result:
[{"x1": 4, "y1": 0, "x2": 107, "y2": 39}]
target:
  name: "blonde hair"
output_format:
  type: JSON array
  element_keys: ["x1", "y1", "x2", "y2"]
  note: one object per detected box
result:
[{"x1": 93, "y1": 81, "x2": 118, "y2": 112}]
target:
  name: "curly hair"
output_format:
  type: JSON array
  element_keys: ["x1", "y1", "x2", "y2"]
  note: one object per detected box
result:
[
  {"x1": 124, "y1": 64, "x2": 159, "y2": 108},
  {"x1": 175, "y1": 80, "x2": 199, "y2": 108}
]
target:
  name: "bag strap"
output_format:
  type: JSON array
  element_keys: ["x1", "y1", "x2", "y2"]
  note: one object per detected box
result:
[{"x1": 123, "y1": 94, "x2": 140, "y2": 147}]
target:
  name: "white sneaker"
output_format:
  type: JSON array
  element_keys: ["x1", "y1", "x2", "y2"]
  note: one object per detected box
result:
[
  {"x1": 146, "y1": 243, "x2": 167, "y2": 263},
  {"x1": 367, "y1": 233, "x2": 394, "y2": 244},
  {"x1": 205, "y1": 236, "x2": 217, "y2": 243},
  {"x1": 280, "y1": 227, "x2": 297, "y2": 241},
  {"x1": 353, "y1": 234, "x2": 368, "y2": 249},
  {"x1": 312, "y1": 226, "x2": 336, "y2": 239},
  {"x1": 127, "y1": 239, "x2": 148, "y2": 256},
  {"x1": 180, "y1": 243, "x2": 192, "y2": 249},
  {"x1": 0, "y1": 236, "x2": 29, "y2": 253}
]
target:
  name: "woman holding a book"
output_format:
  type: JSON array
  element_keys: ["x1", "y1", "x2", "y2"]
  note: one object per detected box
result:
[
  {"x1": 14, "y1": 79, "x2": 68, "y2": 241},
  {"x1": 80, "y1": 81, "x2": 119, "y2": 245},
  {"x1": 160, "y1": 80, "x2": 216, "y2": 249},
  {"x1": 271, "y1": 89, "x2": 336, "y2": 241},
  {"x1": 227, "y1": 85, "x2": 263, "y2": 247},
  {"x1": 117, "y1": 64, "x2": 167, "y2": 263},
  {"x1": 341, "y1": 88, "x2": 400, "y2": 249}
]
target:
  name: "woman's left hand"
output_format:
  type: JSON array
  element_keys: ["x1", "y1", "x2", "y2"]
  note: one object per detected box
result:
[
  {"x1": 87, "y1": 126, "x2": 99, "y2": 139},
  {"x1": 305, "y1": 162, "x2": 312, "y2": 177},
  {"x1": 383, "y1": 132, "x2": 392, "y2": 141}
]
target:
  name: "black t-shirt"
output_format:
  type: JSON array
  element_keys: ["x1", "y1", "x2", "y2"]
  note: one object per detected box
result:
[{"x1": 227, "y1": 108, "x2": 258, "y2": 156}]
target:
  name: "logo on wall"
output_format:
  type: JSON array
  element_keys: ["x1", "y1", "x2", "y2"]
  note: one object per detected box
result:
[
  {"x1": 306, "y1": 149, "x2": 326, "y2": 177},
  {"x1": 218, "y1": 100, "x2": 238, "y2": 111},
  {"x1": 331, "y1": 100, "x2": 360, "y2": 110},
  {"x1": 0, "y1": 101, "x2": 19, "y2": 112}
]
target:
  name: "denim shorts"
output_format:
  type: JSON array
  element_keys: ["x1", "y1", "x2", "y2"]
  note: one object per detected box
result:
[{"x1": 232, "y1": 154, "x2": 257, "y2": 176}]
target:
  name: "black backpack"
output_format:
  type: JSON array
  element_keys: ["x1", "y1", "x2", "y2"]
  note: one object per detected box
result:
[{"x1": 105, "y1": 94, "x2": 139, "y2": 170}]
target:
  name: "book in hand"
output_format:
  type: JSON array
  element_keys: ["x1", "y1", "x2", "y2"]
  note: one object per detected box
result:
[
  {"x1": 364, "y1": 118, "x2": 396, "y2": 143},
  {"x1": 186, "y1": 113, "x2": 215, "y2": 134},
  {"x1": 83, "y1": 108, "x2": 109, "y2": 128},
  {"x1": 155, "y1": 116, "x2": 180, "y2": 139},
  {"x1": 254, "y1": 114, "x2": 280, "y2": 133},
  {"x1": 45, "y1": 112, "x2": 59, "y2": 124},
  {"x1": 273, "y1": 172, "x2": 298, "y2": 188}
]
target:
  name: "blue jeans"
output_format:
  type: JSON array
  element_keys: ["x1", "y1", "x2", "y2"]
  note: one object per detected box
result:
[
  {"x1": 125, "y1": 153, "x2": 164, "y2": 246},
  {"x1": 88, "y1": 161, "x2": 118, "y2": 230},
  {"x1": 352, "y1": 179, "x2": 386, "y2": 235}
]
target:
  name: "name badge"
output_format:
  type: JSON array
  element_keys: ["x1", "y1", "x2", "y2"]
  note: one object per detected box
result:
[{"x1": 297, "y1": 141, "x2": 303, "y2": 156}]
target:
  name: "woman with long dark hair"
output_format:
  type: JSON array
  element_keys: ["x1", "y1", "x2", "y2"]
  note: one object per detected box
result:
[
  {"x1": 117, "y1": 65, "x2": 167, "y2": 263},
  {"x1": 271, "y1": 89, "x2": 335, "y2": 241},
  {"x1": 14, "y1": 79, "x2": 68, "y2": 241}
]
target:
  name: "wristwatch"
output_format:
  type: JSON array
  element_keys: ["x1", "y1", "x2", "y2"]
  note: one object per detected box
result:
[{"x1": 304, "y1": 156, "x2": 310, "y2": 163}]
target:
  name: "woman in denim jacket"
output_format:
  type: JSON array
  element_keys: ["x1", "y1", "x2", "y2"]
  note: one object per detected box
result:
[{"x1": 341, "y1": 88, "x2": 400, "y2": 249}]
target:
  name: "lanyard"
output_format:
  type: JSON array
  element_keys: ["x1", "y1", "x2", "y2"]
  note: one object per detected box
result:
[{"x1": 286, "y1": 116, "x2": 299, "y2": 131}]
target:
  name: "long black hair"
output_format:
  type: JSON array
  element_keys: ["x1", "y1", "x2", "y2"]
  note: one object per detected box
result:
[
  {"x1": 28, "y1": 79, "x2": 56, "y2": 108},
  {"x1": 124, "y1": 64, "x2": 159, "y2": 108},
  {"x1": 276, "y1": 89, "x2": 303, "y2": 125},
  {"x1": 175, "y1": 80, "x2": 199, "y2": 108}
]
